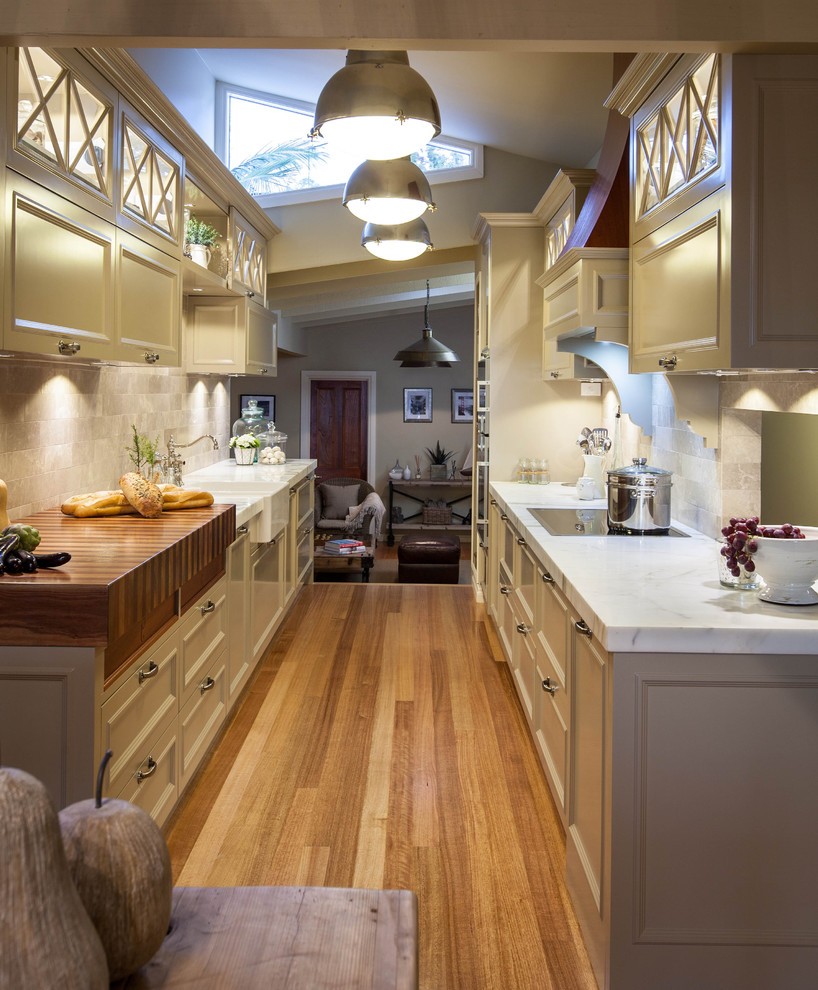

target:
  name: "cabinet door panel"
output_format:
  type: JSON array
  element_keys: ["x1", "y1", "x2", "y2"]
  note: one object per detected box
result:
[
  {"x1": 631, "y1": 189, "x2": 730, "y2": 373},
  {"x1": 179, "y1": 653, "x2": 226, "y2": 791},
  {"x1": 4, "y1": 175, "x2": 115, "y2": 358},
  {"x1": 116, "y1": 230, "x2": 181, "y2": 365},
  {"x1": 115, "y1": 720, "x2": 179, "y2": 828},
  {"x1": 178, "y1": 578, "x2": 227, "y2": 706},
  {"x1": 246, "y1": 299, "x2": 276, "y2": 374},
  {"x1": 229, "y1": 207, "x2": 267, "y2": 302},
  {"x1": 250, "y1": 538, "x2": 284, "y2": 662}
]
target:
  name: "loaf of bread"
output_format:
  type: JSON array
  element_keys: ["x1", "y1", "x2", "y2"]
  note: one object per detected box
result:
[
  {"x1": 61, "y1": 491, "x2": 136, "y2": 517},
  {"x1": 62, "y1": 484, "x2": 215, "y2": 517},
  {"x1": 119, "y1": 472, "x2": 163, "y2": 519}
]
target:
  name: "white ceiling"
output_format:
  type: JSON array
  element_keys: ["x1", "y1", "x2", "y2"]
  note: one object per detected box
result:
[
  {"x1": 185, "y1": 48, "x2": 614, "y2": 329},
  {"x1": 195, "y1": 49, "x2": 614, "y2": 169}
]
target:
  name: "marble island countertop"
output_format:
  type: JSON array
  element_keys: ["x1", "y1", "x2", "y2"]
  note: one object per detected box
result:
[{"x1": 491, "y1": 482, "x2": 818, "y2": 655}]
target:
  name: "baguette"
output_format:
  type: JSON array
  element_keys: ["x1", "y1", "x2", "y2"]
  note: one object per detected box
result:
[
  {"x1": 61, "y1": 490, "x2": 131, "y2": 516},
  {"x1": 119, "y1": 472, "x2": 163, "y2": 519},
  {"x1": 161, "y1": 489, "x2": 214, "y2": 509}
]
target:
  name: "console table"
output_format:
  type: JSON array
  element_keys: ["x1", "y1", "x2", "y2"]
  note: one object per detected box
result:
[
  {"x1": 386, "y1": 478, "x2": 471, "y2": 546},
  {"x1": 112, "y1": 886, "x2": 418, "y2": 989}
]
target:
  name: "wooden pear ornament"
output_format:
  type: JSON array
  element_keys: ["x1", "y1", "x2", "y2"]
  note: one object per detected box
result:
[
  {"x1": 59, "y1": 751, "x2": 173, "y2": 981},
  {"x1": 0, "y1": 766, "x2": 109, "y2": 989}
]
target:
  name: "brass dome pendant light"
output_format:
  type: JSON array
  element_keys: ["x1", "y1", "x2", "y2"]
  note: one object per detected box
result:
[
  {"x1": 310, "y1": 50, "x2": 441, "y2": 161},
  {"x1": 343, "y1": 157, "x2": 436, "y2": 225},
  {"x1": 394, "y1": 280, "x2": 460, "y2": 368}
]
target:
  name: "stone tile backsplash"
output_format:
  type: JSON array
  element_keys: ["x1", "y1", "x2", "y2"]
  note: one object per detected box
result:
[{"x1": 0, "y1": 358, "x2": 230, "y2": 520}]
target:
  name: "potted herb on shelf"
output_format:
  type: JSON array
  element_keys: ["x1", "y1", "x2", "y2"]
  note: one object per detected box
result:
[
  {"x1": 426, "y1": 441, "x2": 455, "y2": 480},
  {"x1": 184, "y1": 216, "x2": 220, "y2": 269},
  {"x1": 229, "y1": 433, "x2": 261, "y2": 465}
]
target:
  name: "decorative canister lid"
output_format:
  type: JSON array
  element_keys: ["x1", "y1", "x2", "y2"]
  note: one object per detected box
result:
[{"x1": 607, "y1": 457, "x2": 672, "y2": 487}]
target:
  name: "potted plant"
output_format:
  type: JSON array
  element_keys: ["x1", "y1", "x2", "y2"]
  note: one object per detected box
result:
[
  {"x1": 425, "y1": 441, "x2": 455, "y2": 480},
  {"x1": 125, "y1": 424, "x2": 161, "y2": 481},
  {"x1": 184, "y1": 216, "x2": 220, "y2": 269},
  {"x1": 229, "y1": 433, "x2": 261, "y2": 465}
]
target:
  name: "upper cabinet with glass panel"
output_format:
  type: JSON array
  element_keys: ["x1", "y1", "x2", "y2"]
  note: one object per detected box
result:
[
  {"x1": 10, "y1": 47, "x2": 116, "y2": 217},
  {"x1": 632, "y1": 54, "x2": 722, "y2": 240},
  {"x1": 118, "y1": 106, "x2": 184, "y2": 254}
]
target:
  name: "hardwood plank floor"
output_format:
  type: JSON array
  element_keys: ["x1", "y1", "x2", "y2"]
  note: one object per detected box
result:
[{"x1": 165, "y1": 583, "x2": 597, "y2": 990}]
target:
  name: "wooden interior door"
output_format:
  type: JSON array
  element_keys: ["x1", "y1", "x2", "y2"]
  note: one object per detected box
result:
[{"x1": 309, "y1": 379, "x2": 368, "y2": 481}]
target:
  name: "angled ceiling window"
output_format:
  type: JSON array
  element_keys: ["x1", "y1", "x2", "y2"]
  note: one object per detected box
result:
[{"x1": 216, "y1": 81, "x2": 482, "y2": 208}]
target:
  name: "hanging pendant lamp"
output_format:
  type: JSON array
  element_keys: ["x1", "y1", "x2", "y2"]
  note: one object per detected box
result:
[
  {"x1": 310, "y1": 50, "x2": 441, "y2": 161},
  {"x1": 362, "y1": 217, "x2": 433, "y2": 262},
  {"x1": 394, "y1": 280, "x2": 460, "y2": 367},
  {"x1": 344, "y1": 157, "x2": 436, "y2": 225}
]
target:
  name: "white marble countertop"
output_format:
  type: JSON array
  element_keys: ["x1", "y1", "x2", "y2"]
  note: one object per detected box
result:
[{"x1": 491, "y1": 482, "x2": 818, "y2": 655}]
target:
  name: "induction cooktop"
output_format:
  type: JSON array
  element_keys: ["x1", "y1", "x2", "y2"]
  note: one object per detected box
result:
[{"x1": 528, "y1": 507, "x2": 690, "y2": 537}]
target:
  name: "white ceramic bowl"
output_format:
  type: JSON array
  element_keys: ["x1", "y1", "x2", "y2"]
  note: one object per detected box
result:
[{"x1": 753, "y1": 526, "x2": 818, "y2": 605}]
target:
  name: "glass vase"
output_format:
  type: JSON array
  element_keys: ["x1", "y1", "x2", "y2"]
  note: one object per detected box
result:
[{"x1": 716, "y1": 539, "x2": 763, "y2": 590}]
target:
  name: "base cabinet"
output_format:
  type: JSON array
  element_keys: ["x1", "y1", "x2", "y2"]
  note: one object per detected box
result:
[{"x1": 250, "y1": 532, "x2": 285, "y2": 664}]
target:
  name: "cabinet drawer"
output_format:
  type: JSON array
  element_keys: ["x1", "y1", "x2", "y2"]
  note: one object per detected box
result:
[
  {"x1": 512, "y1": 616, "x2": 536, "y2": 724},
  {"x1": 116, "y1": 720, "x2": 179, "y2": 829},
  {"x1": 178, "y1": 577, "x2": 227, "y2": 706},
  {"x1": 538, "y1": 571, "x2": 570, "y2": 685},
  {"x1": 179, "y1": 651, "x2": 227, "y2": 791},
  {"x1": 534, "y1": 643, "x2": 569, "y2": 819},
  {"x1": 100, "y1": 629, "x2": 180, "y2": 797}
]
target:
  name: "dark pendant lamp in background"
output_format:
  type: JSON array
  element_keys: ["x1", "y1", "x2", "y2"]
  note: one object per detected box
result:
[
  {"x1": 362, "y1": 216, "x2": 433, "y2": 261},
  {"x1": 310, "y1": 50, "x2": 441, "y2": 161},
  {"x1": 343, "y1": 157, "x2": 436, "y2": 225},
  {"x1": 394, "y1": 280, "x2": 460, "y2": 367}
]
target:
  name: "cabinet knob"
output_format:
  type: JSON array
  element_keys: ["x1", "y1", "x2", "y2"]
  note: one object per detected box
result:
[
  {"x1": 658, "y1": 353, "x2": 678, "y2": 371},
  {"x1": 137, "y1": 660, "x2": 159, "y2": 684},
  {"x1": 500, "y1": 513, "x2": 508, "y2": 521},
  {"x1": 516, "y1": 536, "x2": 526, "y2": 546},
  {"x1": 550, "y1": 371, "x2": 560, "y2": 379},
  {"x1": 574, "y1": 618, "x2": 592, "y2": 637},
  {"x1": 200, "y1": 676, "x2": 215, "y2": 694},
  {"x1": 246, "y1": 289, "x2": 255, "y2": 298},
  {"x1": 500, "y1": 586, "x2": 511, "y2": 596},
  {"x1": 144, "y1": 351, "x2": 160, "y2": 364},
  {"x1": 490, "y1": 498, "x2": 497, "y2": 506},
  {"x1": 258, "y1": 367, "x2": 268, "y2": 374},
  {"x1": 541, "y1": 570, "x2": 555, "y2": 584},
  {"x1": 541, "y1": 677, "x2": 559, "y2": 696},
  {"x1": 516, "y1": 622, "x2": 529, "y2": 635},
  {"x1": 57, "y1": 339, "x2": 81, "y2": 356},
  {"x1": 200, "y1": 600, "x2": 215, "y2": 615},
  {"x1": 135, "y1": 756, "x2": 157, "y2": 782}
]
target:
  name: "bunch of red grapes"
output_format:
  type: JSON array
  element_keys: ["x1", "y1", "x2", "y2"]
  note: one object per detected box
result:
[{"x1": 720, "y1": 517, "x2": 805, "y2": 578}]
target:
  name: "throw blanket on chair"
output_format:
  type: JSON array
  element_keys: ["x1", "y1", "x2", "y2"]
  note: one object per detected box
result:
[{"x1": 345, "y1": 491, "x2": 386, "y2": 545}]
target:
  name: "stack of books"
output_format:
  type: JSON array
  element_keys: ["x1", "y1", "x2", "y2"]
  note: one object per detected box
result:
[{"x1": 321, "y1": 538, "x2": 367, "y2": 555}]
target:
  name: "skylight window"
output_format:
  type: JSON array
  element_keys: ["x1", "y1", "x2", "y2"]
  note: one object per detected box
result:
[{"x1": 216, "y1": 81, "x2": 482, "y2": 207}]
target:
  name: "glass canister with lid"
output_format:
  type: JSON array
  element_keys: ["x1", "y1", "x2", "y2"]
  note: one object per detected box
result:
[
  {"x1": 258, "y1": 422, "x2": 288, "y2": 464},
  {"x1": 231, "y1": 399, "x2": 267, "y2": 462}
]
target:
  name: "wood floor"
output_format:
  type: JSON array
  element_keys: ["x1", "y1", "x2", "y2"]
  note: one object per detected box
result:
[{"x1": 165, "y1": 582, "x2": 597, "y2": 990}]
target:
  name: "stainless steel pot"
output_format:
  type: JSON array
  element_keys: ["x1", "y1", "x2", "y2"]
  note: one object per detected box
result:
[{"x1": 607, "y1": 457, "x2": 672, "y2": 534}]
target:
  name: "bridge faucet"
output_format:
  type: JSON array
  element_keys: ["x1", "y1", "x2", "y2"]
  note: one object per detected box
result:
[{"x1": 161, "y1": 434, "x2": 219, "y2": 487}]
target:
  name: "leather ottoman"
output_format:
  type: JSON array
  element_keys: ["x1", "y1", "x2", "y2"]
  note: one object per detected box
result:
[{"x1": 397, "y1": 533, "x2": 461, "y2": 584}]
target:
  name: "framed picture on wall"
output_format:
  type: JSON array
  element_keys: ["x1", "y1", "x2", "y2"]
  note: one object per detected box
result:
[
  {"x1": 403, "y1": 387, "x2": 432, "y2": 422},
  {"x1": 240, "y1": 394, "x2": 276, "y2": 420},
  {"x1": 451, "y1": 388, "x2": 474, "y2": 423}
]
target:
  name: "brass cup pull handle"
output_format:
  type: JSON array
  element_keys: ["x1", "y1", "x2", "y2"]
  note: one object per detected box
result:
[
  {"x1": 144, "y1": 351, "x2": 160, "y2": 364},
  {"x1": 658, "y1": 353, "x2": 678, "y2": 371},
  {"x1": 200, "y1": 600, "x2": 215, "y2": 615},
  {"x1": 542, "y1": 677, "x2": 559, "y2": 696},
  {"x1": 137, "y1": 660, "x2": 159, "y2": 684},
  {"x1": 516, "y1": 537, "x2": 526, "y2": 546},
  {"x1": 57, "y1": 339, "x2": 81, "y2": 356},
  {"x1": 574, "y1": 619, "x2": 592, "y2": 637},
  {"x1": 500, "y1": 586, "x2": 511, "y2": 596},
  {"x1": 516, "y1": 622, "x2": 529, "y2": 635},
  {"x1": 245, "y1": 289, "x2": 255, "y2": 297},
  {"x1": 500, "y1": 513, "x2": 508, "y2": 521},
  {"x1": 136, "y1": 756, "x2": 157, "y2": 782},
  {"x1": 200, "y1": 676, "x2": 215, "y2": 694},
  {"x1": 541, "y1": 570, "x2": 555, "y2": 584},
  {"x1": 237, "y1": 525, "x2": 249, "y2": 535},
  {"x1": 490, "y1": 498, "x2": 497, "y2": 506}
]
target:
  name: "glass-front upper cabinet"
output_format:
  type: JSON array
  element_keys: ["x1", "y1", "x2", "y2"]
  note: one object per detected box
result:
[
  {"x1": 9, "y1": 47, "x2": 116, "y2": 218},
  {"x1": 632, "y1": 53, "x2": 722, "y2": 239},
  {"x1": 118, "y1": 104, "x2": 184, "y2": 255}
]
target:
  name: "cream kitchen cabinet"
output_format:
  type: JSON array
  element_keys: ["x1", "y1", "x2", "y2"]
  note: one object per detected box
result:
[
  {"x1": 249, "y1": 529, "x2": 285, "y2": 665},
  {"x1": 225, "y1": 524, "x2": 251, "y2": 705},
  {"x1": 3, "y1": 170, "x2": 117, "y2": 360},
  {"x1": 229, "y1": 206, "x2": 267, "y2": 303},
  {"x1": 115, "y1": 226, "x2": 181, "y2": 365},
  {"x1": 621, "y1": 52, "x2": 818, "y2": 372},
  {"x1": 288, "y1": 472, "x2": 314, "y2": 598},
  {"x1": 184, "y1": 294, "x2": 277, "y2": 376},
  {"x1": 6, "y1": 46, "x2": 118, "y2": 222}
]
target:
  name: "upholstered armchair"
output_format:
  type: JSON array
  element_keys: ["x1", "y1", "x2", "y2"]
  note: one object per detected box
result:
[{"x1": 314, "y1": 477, "x2": 380, "y2": 539}]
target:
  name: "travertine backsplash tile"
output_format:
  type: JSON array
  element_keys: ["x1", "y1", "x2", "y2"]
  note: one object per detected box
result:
[{"x1": 0, "y1": 359, "x2": 230, "y2": 520}]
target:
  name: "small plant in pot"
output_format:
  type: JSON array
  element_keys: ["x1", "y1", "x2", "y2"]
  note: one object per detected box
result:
[
  {"x1": 229, "y1": 433, "x2": 261, "y2": 464},
  {"x1": 184, "y1": 216, "x2": 220, "y2": 268},
  {"x1": 426, "y1": 441, "x2": 455, "y2": 480}
]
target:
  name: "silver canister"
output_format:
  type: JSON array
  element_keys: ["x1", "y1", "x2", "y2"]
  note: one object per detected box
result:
[{"x1": 607, "y1": 457, "x2": 672, "y2": 534}]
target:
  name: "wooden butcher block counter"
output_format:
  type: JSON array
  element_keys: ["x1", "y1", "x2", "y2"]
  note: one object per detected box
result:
[{"x1": 0, "y1": 503, "x2": 235, "y2": 679}]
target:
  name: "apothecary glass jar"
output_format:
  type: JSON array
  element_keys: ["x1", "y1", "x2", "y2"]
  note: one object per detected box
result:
[
  {"x1": 716, "y1": 538, "x2": 763, "y2": 590},
  {"x1": 231, "y1": 399, "x2": 267, "y2": 462}
]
